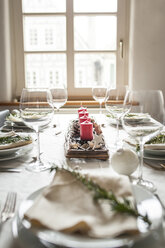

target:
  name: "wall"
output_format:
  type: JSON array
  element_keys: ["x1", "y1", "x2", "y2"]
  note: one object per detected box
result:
[
  {"x1": 0, "y1": 0, "x2": 12, "y2": 102},
  {"x1": 129, "y1": 0, "x2": 165, "y2": 98}
]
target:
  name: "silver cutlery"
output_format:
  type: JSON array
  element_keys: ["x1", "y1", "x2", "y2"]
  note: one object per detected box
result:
[
  {"x1": 154, "y1": 193, "x2": 165, "y2": 214},
  {"x1": 144, "y1": 159, "x2": 165, "y2": 170},
  {"x1": 159, "y1": 163, "x2": 165, "y2": 169},
  {"x1": 0, "y1": 168, "x2": 22, "y2": 173},
  {"x1": 1, "y1": 192, "x2": 17, "y2": 222}
]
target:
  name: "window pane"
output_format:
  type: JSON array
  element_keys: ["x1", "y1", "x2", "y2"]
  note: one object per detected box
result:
[
  {"x1": 22, "y1": 0, "x2": 66, "y2": 13},
  {"x1": 74, "y1": 16, "x2": 116, "y2": 50},
  {"x1": 74, "y1": 0, "x2": 117, "y2": 12},
  {"x1": 24, "y1": 16, "x2": 66, "y2": 51},
  {"x1": 75, "y1": 53, "x2": 116, "y2": 88},
  {"x1": 25, "y1": 54, "x2": 66, "y2": 88}
]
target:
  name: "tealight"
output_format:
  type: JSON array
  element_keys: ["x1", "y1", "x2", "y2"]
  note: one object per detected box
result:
[{"x1": 111, "y1": 148, "x2": 139, "y2": 176}]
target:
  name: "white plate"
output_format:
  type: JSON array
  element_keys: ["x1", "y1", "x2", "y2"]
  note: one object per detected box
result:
[
  {"x1": 106, "y1": 113, "x2": 150, "y2": 126},
  {"x1": 143, "y1": 151, "x2": 165, "y2": 161},
  {"x1": 0, "y1": 143, "x2": 33, "y2": 159},
  {"x1": 13, "y1": 185, "x2": 163, "y2": 248},
  {"x1": 5, "y1": 120, "x2": 30, "y2": 128},
  {"x1": 124, "y1": 137, "x2": 165, "y2": 157},
  {"x1": 124, "y1": 113, "x2": 150, "y2": 123},
  {"x1": 0, "y1": 151, "x2": 26, "y2": 161},
  {"x1": 144, "y1": 148, "x2": 165, "y2": 156}
]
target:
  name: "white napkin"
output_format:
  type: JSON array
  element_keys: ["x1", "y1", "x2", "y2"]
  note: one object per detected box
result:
[
  {"x1": 25, "y1": 169, "x2": 139, "y2": 238},
  {"x1": 0, "y1": 131, "x2": 15, "y2": 138},
  {"x1": 0, "y1": 110, "x2": 9, "y2": 127},
  {"x1": 144, "y1": 144, "x2": 165, "y2": 150},
  {"x1": 124, "y1": 137, "x2": 165, "y2": 151}
]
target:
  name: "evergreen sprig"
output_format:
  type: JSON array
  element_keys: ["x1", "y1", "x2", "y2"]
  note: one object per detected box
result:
[
  {"x1": 136, "y1": 133, "x2": 165, "y2": 152},
  {"x1": 50, "y1": 166, "x2": 151, "y2": 226},
  {"x1": 0, "y1": 135, "x2": 31, "y2": 145}
]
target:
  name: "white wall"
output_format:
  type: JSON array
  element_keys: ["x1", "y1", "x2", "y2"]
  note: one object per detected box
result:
[
  {"x1": 0, "y1": 0, "x2": 12, "y2": 102},
  {"x1": 129, "y1": 0, "x2": 165, "y2": 98}
]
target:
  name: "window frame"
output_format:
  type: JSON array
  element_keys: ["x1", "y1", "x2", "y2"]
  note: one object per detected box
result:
[{"x1": 10, "y1": 0, "x2": 130, "y2": 100}]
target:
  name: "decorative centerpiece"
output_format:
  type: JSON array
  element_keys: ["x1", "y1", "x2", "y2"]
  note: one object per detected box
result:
[{"x1": 65, "y1": 108, "x2": 109, "y2": 160}]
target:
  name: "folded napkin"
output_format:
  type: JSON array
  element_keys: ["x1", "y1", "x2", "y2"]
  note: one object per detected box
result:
[
  {"x1": 25, "y1": 169, "x2": 139, "y2": 238},
  {"x1": 144, "y1": 144, "x2": 165, "y2": 150},
  {"x1": 124, "y1": 137, "x2": 165, "y2": 151},
  {"x1": 0, "y1": 110, "x2": 9, "y2": 127}
]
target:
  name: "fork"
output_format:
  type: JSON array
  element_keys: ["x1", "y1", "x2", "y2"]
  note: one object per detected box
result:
[
  {"x1": 1, "y1": 192, "x2": 17, "y2": 222},
  {"x1": 159, "y1": 163, "x2": 165, "y2": 169}
]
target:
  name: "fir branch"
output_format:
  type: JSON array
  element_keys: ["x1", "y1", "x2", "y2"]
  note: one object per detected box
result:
[
  {"x1": 136, "y1": 133, "x2": 165, "y2": 152},
  {"x1": 0, "y1": 135, "x2": 31, "y2": 145},
  {"x1": 50, "y1": 166, "x2": 151, "y2": 226}
]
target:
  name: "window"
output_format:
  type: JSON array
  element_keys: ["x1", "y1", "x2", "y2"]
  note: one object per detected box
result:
[{"x1": 11, "y1": 0, "x2": 129, "y2": 99}]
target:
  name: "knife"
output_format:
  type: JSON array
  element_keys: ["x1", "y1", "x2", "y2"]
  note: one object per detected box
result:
[{"x1": 0, "y1": 168, "x2": 22, "y2": 173}]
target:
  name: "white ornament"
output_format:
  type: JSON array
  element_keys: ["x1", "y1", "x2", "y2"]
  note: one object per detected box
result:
[{"x1": 111, "y1": 148, "x2": 139, "y2": 176}]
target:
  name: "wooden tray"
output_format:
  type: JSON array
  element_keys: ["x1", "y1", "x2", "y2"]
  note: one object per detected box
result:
[{"x1": 65, "y1": 119, "x2": 109, "y2": 160}]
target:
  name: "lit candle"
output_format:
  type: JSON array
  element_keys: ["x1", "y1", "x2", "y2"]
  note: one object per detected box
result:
[
  {"x1": 79, "y1": 110, "x2": 89, "y2": 118},
  {"x1": 79, "y1": 114, "x2": 91, "y2": 124},
  {"x1": 78, "y1": 106, "x2": 87, "y2": 113},
  {"x1": 80, "y1": 120, "x2": 93, "y2": 141}
]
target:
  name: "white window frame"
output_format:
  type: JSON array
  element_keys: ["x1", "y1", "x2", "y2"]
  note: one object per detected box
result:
[{"x1": 10, "y1": 0, "x2": 130, "y2": 100}]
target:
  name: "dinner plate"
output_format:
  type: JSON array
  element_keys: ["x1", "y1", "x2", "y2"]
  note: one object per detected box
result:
[
  {"x1": 5, "y1": 120, "x2": 49, "y2": 130},
  {"x1": 143, "y1": 151, "x2": 165, "y2": 161},
  {"x1": 5, "y1": 119, "x2": 26, "y2": 126},
  {"x1": 124, "y1": 137, "x2": 165, "y2": 157},
  {"x1": 106, "y1": 113, "x2": 150, "y2": 126},
  {"x1": 5, "y1": 120, "x2": 31, "y2": 129},
  {"x1": 0, "y1": 139, "x2": 33, "y2": 156},
  {"x1": 144, "y1": 148, "x2": 165, "y2": 156},
  {"x1": 124, "y1": 113, "x2": 150, "y2": 123},
  {"x1": 13, "y1": 185, "x2": 164, "y2": 248},
  {"x1": 0, "y1": 143, "x2": 33, "y2": 160}
]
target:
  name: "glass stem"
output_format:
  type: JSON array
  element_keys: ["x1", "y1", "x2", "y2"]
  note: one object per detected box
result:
[
  {"x1": 115, "y1": 118, "x2": 120, "y2": 148},
  {"x1": 56, "y1": 108, "x2": 60, "y2": 127},
  {"x1": 36, "y1": 129, "x2": 41, "y2": 164},
  {"x1": 138, "y1": 138, "x2": 144, "y2": 181},
  {"x1": 99, "y1": 102, "x2": 102, "y2": 115}
]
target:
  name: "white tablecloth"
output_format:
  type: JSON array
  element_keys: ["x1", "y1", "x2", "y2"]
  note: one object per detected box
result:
[{"x1": 0, "y1": 110, "x2": 165, "y2": 248}]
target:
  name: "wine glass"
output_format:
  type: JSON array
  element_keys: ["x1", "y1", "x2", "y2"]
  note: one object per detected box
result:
[
  {"x1": 50, "y1": 86, "x2": 68, "y2": 130},
  {"x1": 92, "y1": 86, "x2": 107, "y2": 115},
  {"x1": 105, "y1": 86, "x2": 129, "y2": 148},
  {"x1": 20, "y1": 88, "x2": 54, "y2": 172},
  {"x1": 122, "y1": 90, "x2": 164, "y2": 192}
]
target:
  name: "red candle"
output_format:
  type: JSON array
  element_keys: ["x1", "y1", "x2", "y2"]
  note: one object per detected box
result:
[
  {"x1": 80, "y1": 120, "x2": 93, "y2": 141},
  {"x1": 79, "y1": 110, "x2": 89, "y2": 118},
  {"x1": 79, "y1": 114, "x2": 91, "y2": 124},
  {"x1": 78, "y1": 106, "x2": 87, "y2": 113}
]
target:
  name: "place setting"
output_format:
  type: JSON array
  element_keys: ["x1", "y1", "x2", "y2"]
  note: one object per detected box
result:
[
  {"x1": 11, "y1": 162, "x2": 165, "y2": 248},
  {"x1": 9, "y1": 90, "x2": 165, "y2": 248},
  {"x1": 0, "y1": 131, "x2": 33, "y2": 163},
  {"x1": 0, "y1": 89, "x2": 165, "y2": 248}
]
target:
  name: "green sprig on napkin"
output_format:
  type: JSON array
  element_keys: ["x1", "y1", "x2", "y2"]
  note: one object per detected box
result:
[
  {"x1": 136, "y1": 133, "x2": 165, "y2": 152},
  {"x1": 0, "y1": 135, "x2": 31, "y2": 145},
  {"x1": 50, "y1": 166, "x2": 151, "y2": 226}
]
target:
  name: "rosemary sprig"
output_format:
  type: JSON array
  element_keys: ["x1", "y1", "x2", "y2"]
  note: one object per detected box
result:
[
  {"x1": 50, "y1": 166, "x2": 151, "y2": 226},
  {"x1": 0, "y1": 135, "x2": 31, "y2": 145},
  {"x1": 136, "y1": 133, "x2": 165, "y2": 152}
]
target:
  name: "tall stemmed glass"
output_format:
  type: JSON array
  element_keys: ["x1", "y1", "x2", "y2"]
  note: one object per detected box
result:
[
  {"x1": 122, "y1": 90, "x2": 164, "y2": 192},
  {"x1": 50, "y1": 86, "x2": 68, "y2": 129},
  {"x1": 92, "y1": 86, "x2": 107, "y2": 115},
  {"x1": 20, "y1": 88, "x2": 54, "y2": 172},
  {"x1": 105, "y1": 86, "x2": 129, "y2": 148}
]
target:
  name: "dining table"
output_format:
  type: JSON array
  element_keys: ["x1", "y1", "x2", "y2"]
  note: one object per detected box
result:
[{"x1": 0, "y1": 108, "x2": 165, "y2": 248}]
